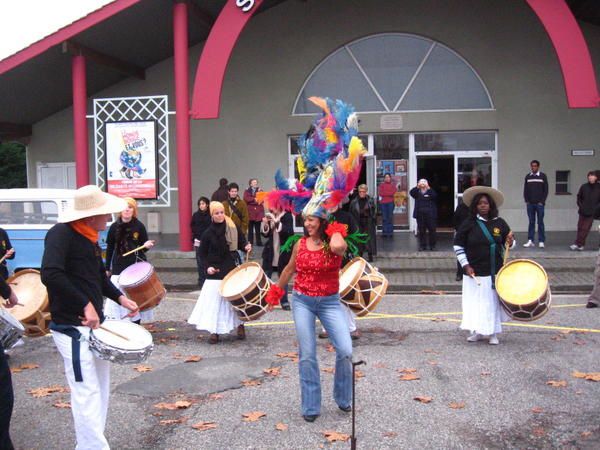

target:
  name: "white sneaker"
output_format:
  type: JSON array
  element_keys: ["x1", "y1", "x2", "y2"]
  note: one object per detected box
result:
[
  {"x1": 577, "y1": 246, "x2": 584, "y2": 251},
  {"x1": 570, "y1": 244, "x2": 579, "y2": 251},
  {"x1": 538, "y1": 242, "x2": 545, "y2": 248},
  {"x1": 489, "y1": 335, "x2": 499, "y2": 345},
  {"x1": 467, "y1": 333, "x2": 482, "y2": 342},
  {"x1": 523, "y1": 240, "x2": 535, "y2": 248}
]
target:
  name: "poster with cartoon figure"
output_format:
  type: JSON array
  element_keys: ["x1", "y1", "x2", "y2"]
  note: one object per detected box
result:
[{"x1": 105, "y1": 121, "x2": 158, "y2": 199}]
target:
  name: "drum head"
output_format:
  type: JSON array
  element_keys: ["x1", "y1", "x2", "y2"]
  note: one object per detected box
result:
[
  {"x1": 119, "y1": 262, "x2": 153, "y2": 287},
  {"x1": 93, "y1": 320, "x2": 152, "y2": 350},
  {"x1": 3, "y1": 270, "x2": 48, "y2": 322},
  {"x1": 220, "y1": 263, "x2": 263, "y2": 298},
  {"x1": 339, "y1": 258, "x2": 367, "y2": 295},
  {"x1": 0, "y1": 308, "x2": 25, "y2": 332},
  {"x1": 496, "y1": 259, "x2": 548, "y2": 306}
]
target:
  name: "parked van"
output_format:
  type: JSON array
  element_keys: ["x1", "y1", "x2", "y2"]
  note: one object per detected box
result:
[{"x1": 0, "y1": 189, "x2": 110, "y2": 274}]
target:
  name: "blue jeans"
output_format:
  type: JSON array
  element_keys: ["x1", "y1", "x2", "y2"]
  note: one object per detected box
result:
[
  {"x1": 380, "y1": 202, "x2": 394, "y2": 236},
  {"x1": 291, "y1": 291, "x2": 353, "y2": 416},
  {"x1": 526, "y1": 203, "x2": 545, "y2": 242}
]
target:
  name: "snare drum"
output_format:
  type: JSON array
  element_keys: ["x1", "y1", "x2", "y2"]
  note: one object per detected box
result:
[
  {"x1": 118, "y1": 262, "x2": 166, "y2": 311},
  {"x1": 339, "y1": 257, "x2": 388, "y2": 317},
  {"x1": 1, "y1": 269, "x2": 51, "y2": 337},
  {"x1": 219, "y1": 262, "x2": 272, "y2": 322},
  {"x1": 0, "y1": 308, "x2": 25, "y2": 349},
  {"x1": 88, "y1": 320, "x2": 154, "y2": 364},
  {"x1": 495, "y1": 259, "x2": 551, "y2": 321}
]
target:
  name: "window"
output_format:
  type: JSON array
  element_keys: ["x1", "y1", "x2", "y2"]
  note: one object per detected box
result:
[
  {"x1": 555, "y1": 171, "x2": 570, "y2": 194},
  {"x1": 415, "y1": 132, "x2": 495, "y2": 152},
  {"x1": 294, "y1": 33, "x2": 493, "y2": 114},
  {"x1": 0, "y1": 201, "x2": 59, "y2": 224}
]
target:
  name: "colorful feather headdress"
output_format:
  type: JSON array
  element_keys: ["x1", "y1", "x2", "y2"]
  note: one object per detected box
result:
[{"x1": 262, "y1": 97, "x2": 366, "y2": 218}]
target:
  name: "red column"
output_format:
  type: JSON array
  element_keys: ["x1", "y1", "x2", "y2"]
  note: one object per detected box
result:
[
  {"x1": 72, "y1": 54, "x2": 89, "y2": 187},
  {"x1": 173, "y1": 1, "x2": 192, "y2": 251}
]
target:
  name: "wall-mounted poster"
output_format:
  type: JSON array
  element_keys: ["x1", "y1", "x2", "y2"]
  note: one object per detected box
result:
[
  {"x1": 377, "y1": 159, "x2": 409, "y2": 227},
  {"x1": 105, "y1": 121, "x2": 158, "y2": 199}
]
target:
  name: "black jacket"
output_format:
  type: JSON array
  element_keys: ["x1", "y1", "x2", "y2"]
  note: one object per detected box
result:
[
  {"x1": 41, "y1": 223, "x2": 122, "y2": 326},
  {"x1": 0, "y1": 275, "x2": 11, "y2": 299},
  {"x1": 453, "y1": 203, "x2": 470, "y2": 230},
  {"x1": 523, "y1": 172, "x2": 548, "y2": 204},
  {"x1": 191, "y1": 210, "x2": 211, "y2": 241},
  {"x1": 410, "y1": 187, "x2": 438, "y2": 219},
  {"x1": 105, "y1": 218, "x2": 149, "y2": 275},
  {"x1": 576, "y1": 182, "x2": 600, "y2": 217},
  {"x1": 211, "y1": 186, "x2": 229, "y2": 203},
  {"x1": 0, "y1": 228, "x2": 14, "y2": 280},
  {"x1": 199, "y1": 222, "x2": 247, "y2": 280}
]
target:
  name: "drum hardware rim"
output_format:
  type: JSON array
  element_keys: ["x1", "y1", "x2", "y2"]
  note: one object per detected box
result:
[
  {"x1": 219, "y1": 262, "x2": 265, "y2": 299},
  {"x1": 339, "y1": 257, "x2": 367, "y2": 297},
  {"x1": 119, "y1": 271, "x2": 156, "y2": 289},
  {"x1": 500, "y1": 288, "x2": 552, "y2": 322}
]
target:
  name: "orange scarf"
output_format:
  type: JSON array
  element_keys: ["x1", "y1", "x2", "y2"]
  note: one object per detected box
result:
[{"x1": 70, "y1": 219, "x2": 99, "y2": 243}]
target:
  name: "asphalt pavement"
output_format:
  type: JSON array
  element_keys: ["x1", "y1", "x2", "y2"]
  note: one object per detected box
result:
[{"x1": 7, "y1": 292, "x2": 600, "y2": 450}]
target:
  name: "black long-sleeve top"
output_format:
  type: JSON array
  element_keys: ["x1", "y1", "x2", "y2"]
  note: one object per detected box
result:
[
  {"x1": 105, "y1": 218, "x2": 148, "y2": 275},
  {"x1": 0, "y1": 228, "x2": 15, "y2": 280},
  {"x1": 41, "y1": 223, "x2": 122, "y2": 326},
  {"x1": 200, "y1": 221, "x2": 247, "y2": 280},
  {"x1": 0, "y1": 275, "x2": 11, "y2": 299},
  {"x1": 410, "y1": 187, "x2": 438, "y2": 219},
  {"x1": 191, "y1": 210, "x2": 211, "y2": 241},
  {"x1": 454, "y1": 216, "x2": 511, "y2": 277},
  {"x1": 576, "y1": 182, "x2": 600, "y2": 217},
  {"x1": 523, "y1": 172, "x2": 548, "y2": 204}
]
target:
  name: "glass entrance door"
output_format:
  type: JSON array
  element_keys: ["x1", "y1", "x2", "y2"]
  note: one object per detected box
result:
[{"x1": 455, "y1": 153, "x2": 494, "y2": 204}]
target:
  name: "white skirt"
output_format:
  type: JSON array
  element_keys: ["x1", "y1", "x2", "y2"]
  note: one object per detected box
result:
[
  {"x1": 460, "y1": 275, "x2": 510, "y2": 336},
  {"x1": 187, "y1": 279, "x2": 242, "y2": 334},
  {"x1": 103, "y1": 275, "x2": 155, "y2": 323}
]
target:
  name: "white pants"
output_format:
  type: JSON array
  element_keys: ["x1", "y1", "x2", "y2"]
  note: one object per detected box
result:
[
  {"x1": 321, "y1": 303, "x2": 357, "y2": 333},
  {"x1": 52, "y1": 328, "x2": 111, "y2": 450}
]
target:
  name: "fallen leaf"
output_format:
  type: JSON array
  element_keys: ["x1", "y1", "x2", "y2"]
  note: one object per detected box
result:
[
  {"x1": 53, "y1": 401, "x2": 71, "y2": 409},
  {"x1": 263, "y1": 367, "x2": 281, "y2": 376},
  {"x1": 449, "y1": 402, "x2": 465, "y2": 409},
  {"x1": 424, "y1": 349, "x2": 440, "y2": 355},
  {"x1": 10, "y1": 368, "x2": 23, "y2": 374},
  {"x1": 414, "y1": 396, "x2": 433, "y2": 403},
  {"x1": 373, "y1": 362, "x2": 387, "y2": 369},
  {"x1": 480, "y1": 371, "x2": 491, "y2": 377},
  {"x1": 208, "y1": 394, "x2": 223, "y2": 401},
  {"x1": 241, "y1": 379, "x2": 261, "y2": 387},
  {"x1": 191, "y1": 421, "x2": 218, "y2": 431},
  {"x1": 325, "y1": 344, "x2": 335, "y2": 353},
  {"x1": 133, "y1": 365, "x2": 153, "y2": 373},
  {"x1": 532, "y1": 427, "x2": 546, "y2": 437},
  {"x1": 559, "y1": 330, "x2": 572, "y2": 335},
  {"x1": 398, "y1": 368, "x2": 417, "y2": 374},
  {"x1": 399, "y1": 374, "x2": 420, "y2": 381},
  {"x1": 573, "y1": 340, "x2": 586, "y2": 346},
  {"x1": 546, "y1": 380, "x2": 567, "y2": 387},
  {"x1": 19, "y1": 363, "x2": 40, "y2": 370},
  {"x1": 153, "y1": 400, "x2": 192, "y2": 410},
  {"x1": 355, "y1": 370, "x2": 365, "y2": 379},
  {"x1": 531, "y1": 407, "x2": 544, "y2": 414},
  {"x1": 322, "y1": 430, "x2": 350, "y2": 442},
  {"x1": 427, "y1": 361, "x2": 438, "y2": 366},
  {"x1": 276, "y1": 352, "x2": 298, "y2": 359},
  {"x1": 420, "y1": 290, "x2": 445, "y2": 295},
  {"x1": 383, "y1": 432, "x2": 397, "y2": 438},
  {"x1": 184, "y1": 355, "x2": 202, "y2": 363},
  {"x1": 430, "y1": 317, "x2": 446, "y2": 322},
  {"x1": 159, "y1": 417, "x2": 188, "y2": 425},
  {"x1": 571, "y1": 371, "x2": 600, "y2": 382},
  {"x1": 28, "y1": 386, "x2": 69, "y2": 398},
  {"x1": 575, "y1": 390, "x2": 583, "y2": 395},
  {"x1": 242, "y1": 411, "x2": 266, "y2": 422},
  {"x1": 581, "y1": 431, "x2": 592, "y2": 438},
  {"x1": 322, "y1": 367, "x2": 335, "y2": 374},
  {"x1": 275, "y1": 422, "x2": 288, "y2": 431}
]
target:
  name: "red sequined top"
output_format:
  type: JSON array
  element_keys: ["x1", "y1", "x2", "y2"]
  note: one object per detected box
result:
[{"x1": 294, "y1": 237, "x2": 342, "y2": 297}]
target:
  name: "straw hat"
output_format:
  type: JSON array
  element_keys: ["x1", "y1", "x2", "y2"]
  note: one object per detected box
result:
[
  {"x1": 462, "y1": 186, "x2": 504, "y2": 208},
  {"x1": 59, "y1": 185, "x2": 128, "y2": 223}
]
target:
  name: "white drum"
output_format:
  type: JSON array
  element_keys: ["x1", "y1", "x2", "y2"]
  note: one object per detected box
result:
[
  {"x1": 0, "y1": 308, "x2": 25, "y2": 350},
  {"x1": 88, "y1": 320, "x2": 153, "y2": 364}
]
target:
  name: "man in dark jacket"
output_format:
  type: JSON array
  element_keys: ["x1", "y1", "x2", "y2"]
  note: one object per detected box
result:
[
  {"x1": 410, "y1": 179, "x2": 438, "y2": 251},
  {"x1": 223, "y1": 183, "x2": 249, "y2": 236},
  {"x1": 570, "y1": 171, "x2": 600, "y2": 251},
  {"x1": 0, "y1": 228, "x2": 15, "y2": 280},
  {"x1": 523, "y1": 160, "x2": 548, "y2": 248},
  {"x1": 210, "y1": 178, "x2": 229, "y2": 202},
  {"x1": 0, "y1": 277, "x2": 19, "y2": 450}
]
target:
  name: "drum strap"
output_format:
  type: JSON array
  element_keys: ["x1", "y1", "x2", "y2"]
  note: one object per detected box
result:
[
  {"x1": 49, "y1": 322, "x2": 84, "y2": 382},
  {"x1": 476, "y1": 220, "x2": 498, "y2": 289}
]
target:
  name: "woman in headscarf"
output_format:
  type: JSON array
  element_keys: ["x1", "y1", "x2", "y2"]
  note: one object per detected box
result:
[{"x1": 187, "y1": 201, "x2": 252, "y2": 344}]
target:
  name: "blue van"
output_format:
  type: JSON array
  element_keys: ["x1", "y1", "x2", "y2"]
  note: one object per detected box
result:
[{"x1": 0, "y1": 189, "x2": 110, "y2": 274}]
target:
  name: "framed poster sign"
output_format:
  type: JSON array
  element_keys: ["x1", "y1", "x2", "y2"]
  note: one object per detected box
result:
[{"x1": 105, "y1": 121, "x2": 158, "y2": 199}]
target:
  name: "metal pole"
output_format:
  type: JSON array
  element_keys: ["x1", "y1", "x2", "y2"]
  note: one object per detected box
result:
[{"x1": 351, "y1": 360, "x2": 365, "y2": 450}]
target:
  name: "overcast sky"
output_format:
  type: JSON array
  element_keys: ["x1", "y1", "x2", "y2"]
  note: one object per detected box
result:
[{"x1": 0, "y1": 0, "x2": 114, "y2": 60}]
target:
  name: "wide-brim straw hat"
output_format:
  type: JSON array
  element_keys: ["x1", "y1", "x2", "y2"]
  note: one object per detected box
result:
[
  {"x1": 462, "y1": 186, "x2": 504, "y2": 208},
  {"x1": 59, "y1": 185, "x2": 128, "y2": 223}
]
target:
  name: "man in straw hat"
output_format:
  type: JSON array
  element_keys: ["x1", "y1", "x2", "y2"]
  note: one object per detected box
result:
[
  {"x1": 41, "y1": 185, "x2": 139, "y2": 450},
  {"x1": 454, "y1": 186, "x2": 514, "y2": 345}
]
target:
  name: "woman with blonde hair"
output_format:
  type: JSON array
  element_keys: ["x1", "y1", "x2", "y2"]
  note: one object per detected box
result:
[
  {"x1": 188, "y1": 201, "x2": 252, "y2": 343},
  {"x1": 104, "y1": 197, "x2": 155, "y2": 323}
]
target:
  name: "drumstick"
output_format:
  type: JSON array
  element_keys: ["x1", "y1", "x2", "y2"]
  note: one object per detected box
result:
[
  {"x1": 503, "y1": 238, "x2": 511, "y2": 266},
  {"x1": 469, "y1": 273, "x2": 481, "y2": 286},
  {"x1": 99, "y1": 325, "x2": 130, "y2": 341},
  {"x1": 245, "y1": 250, "x2": 250, "y2": 263},
  {"x1": 122, "y1": 244, "x2": 147, "y2": 257}
]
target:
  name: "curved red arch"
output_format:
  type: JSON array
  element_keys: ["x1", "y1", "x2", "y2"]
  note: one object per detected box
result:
[
  {"x1": 190, "y1": 0, "x2": 263, "y2": 119},
  {"x1": 526, "y1": 0, "x2": 599, "y2": 108}
]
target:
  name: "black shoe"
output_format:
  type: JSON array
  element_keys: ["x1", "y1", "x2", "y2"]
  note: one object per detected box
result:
[
  {"x1": 303, "y1": 414, "x2": 319, "y2": 422},
  {"x1": 338, "y1": 405, "x2": 352, "y2": 412},
  {"x1": 367, "y1": 255, "x2": 374, "y2": 262},
  {"x1": 318, "y1": 331, "x2": 328, "y2": 339},
  {"x1": 281, "y1": 302, "x2": 291, "y2": 311},
  {"x1": 586, "y1": 301, "x2": 598, "y2": 308},
  {"x1": 455, "y1": 275, "x2": 462, "y2": 282},
  {"x1": 429, "y1": 246, "x2": 436, "y2": 251},
  {"x1": 419, "y1": 247, "x2": 426, "y2": 251}
]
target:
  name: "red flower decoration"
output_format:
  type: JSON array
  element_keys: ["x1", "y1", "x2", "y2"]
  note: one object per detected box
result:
[
  {"x1": 266, "y1": 284, "x2": 285, "y2": 306},
  {"x1": 325, "y1": 221, "x2": 348, "y2": 238}
]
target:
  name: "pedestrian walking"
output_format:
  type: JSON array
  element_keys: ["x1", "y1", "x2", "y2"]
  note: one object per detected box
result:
[
  {"x1": 523, "y1": 160, "x2": 548, "y2": 248},
  {"x1": 210, "y1": 177, "x2": 229, "y2": 203},
  {"x1": 378, "y1": 174, "x2": 396, "y2": 238},
  {"x1": 570, "y1": 171, "x2": 600, "y2": 251},
  {"x1": 191, "y1": 196, "x2": 211, "y2": 288},
  {"x1": 244, "y1": 178, "x2": 265, "y2": 246},
  {"x1": 410, "y1": 179, "x2": 438, "y2": 251},
  {"x1": 223, "y1": 183, "x2": 249, "y2": 237}
]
